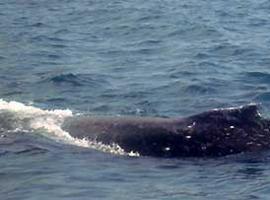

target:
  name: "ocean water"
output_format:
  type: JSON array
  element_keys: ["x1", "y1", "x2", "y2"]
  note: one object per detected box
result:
[{"x1": 1, "y1": 0, "x2": 270, "y2": 199}]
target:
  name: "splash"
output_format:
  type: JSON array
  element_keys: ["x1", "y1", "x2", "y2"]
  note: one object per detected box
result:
[{"x1": 0, "y1": 99, "x2": 139, "y2": 156}]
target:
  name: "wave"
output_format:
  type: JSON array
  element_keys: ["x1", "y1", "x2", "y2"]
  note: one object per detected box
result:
[
  {"x1": 244, "y1": 71, "x2": 270, "y2": 83},
  {"x1": 39, "y1": 73, "x2": 110, "y2": 88},
  {"x1": 0, "y1": 100, "x2": 138, "y2": 156},
  {"x1": 49, "y1": 73, "x2": 84, "y2": 86}
]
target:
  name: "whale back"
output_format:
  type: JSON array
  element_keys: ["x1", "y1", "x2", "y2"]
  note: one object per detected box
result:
[{"x1": 63, "y1": 104, "x2": 270, "y2": 157}]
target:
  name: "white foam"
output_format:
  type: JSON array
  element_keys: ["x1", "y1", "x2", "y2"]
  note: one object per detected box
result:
[{"x1": 0, "y1": 99, "x2": 139, "y2": 157}]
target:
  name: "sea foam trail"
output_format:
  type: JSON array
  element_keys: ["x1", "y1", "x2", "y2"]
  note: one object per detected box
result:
[{"x1": 0, "y1": 100, "x2": 138, "y2": 156}]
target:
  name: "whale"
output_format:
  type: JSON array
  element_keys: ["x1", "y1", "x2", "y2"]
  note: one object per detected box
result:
[{"x1": 62, "y1": 104, "x2": 270, "y2": 157}]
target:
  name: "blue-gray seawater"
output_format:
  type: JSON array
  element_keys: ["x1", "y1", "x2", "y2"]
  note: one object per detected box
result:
[{"x1": 1, "y1": 0, "x2": 270, "y2": 199}]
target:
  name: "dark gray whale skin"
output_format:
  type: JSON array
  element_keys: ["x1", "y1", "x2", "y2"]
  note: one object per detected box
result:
[{"x1": 62, "y1": 104, "x2": 270, "y2": 157}]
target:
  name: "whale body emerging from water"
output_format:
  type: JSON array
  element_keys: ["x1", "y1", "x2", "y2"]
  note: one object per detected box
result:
[{"x1": 62, "y1": 104, "x2": 270, "y2": 157}]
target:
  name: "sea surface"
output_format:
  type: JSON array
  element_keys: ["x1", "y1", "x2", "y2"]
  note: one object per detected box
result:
[{"x1": 1, "y1": 0, "x2": 270, "y2": 199}]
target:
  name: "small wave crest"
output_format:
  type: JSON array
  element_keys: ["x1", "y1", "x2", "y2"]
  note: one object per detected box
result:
[
  {"x1": 40, "y1": 73, "x2": 109, "y2": 88},
  {"x1": 49, "y1": 73, "x2": 83, "y2": 86},
  {"x1": 0, "y1": 100, "x2": 138, "y2": 156}
]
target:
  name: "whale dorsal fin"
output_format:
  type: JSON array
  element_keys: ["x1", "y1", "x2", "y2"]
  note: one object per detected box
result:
[
  {"x1": 188, "y1": 104, "x2": 261, "y2": 124},
  {"x1": 237, "y1": 104, "x2": 260, "y2": 121}
]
